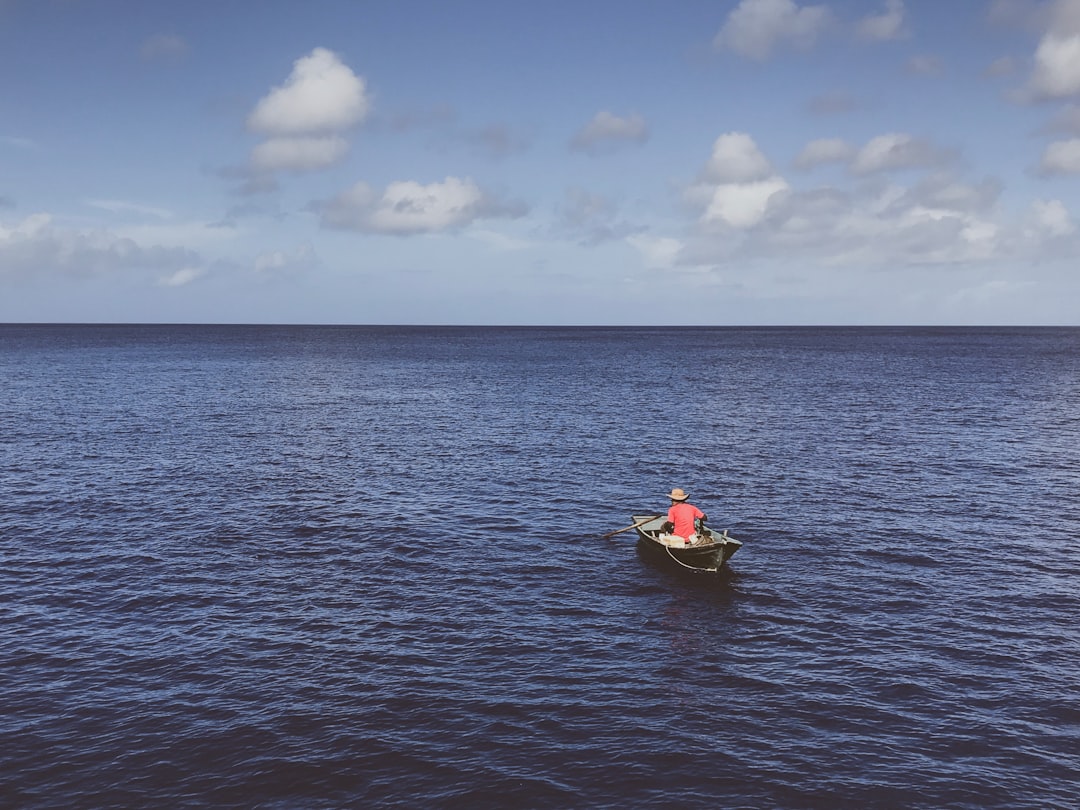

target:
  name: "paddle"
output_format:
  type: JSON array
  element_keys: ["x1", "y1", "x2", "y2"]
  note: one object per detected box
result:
[{"x1": 603, "y1": 516, "x2": 661, "y2": 539}]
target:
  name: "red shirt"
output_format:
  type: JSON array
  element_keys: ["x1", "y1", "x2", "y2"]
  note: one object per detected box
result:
[{"x1": 667, "y1": 502, "x2": 705, "y2": 538}]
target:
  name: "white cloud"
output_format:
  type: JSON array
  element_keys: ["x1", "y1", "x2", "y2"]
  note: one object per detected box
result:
[
  {"x1": 1023, "y1": 0, "x2": 1080, "y2": 99},
  {"x1": 159, "y1": 267, "x2": 205, "y2": 287},
  {"x1": 704, "y1": 132, "x2": 775, "y2": 183},
  {"x1": 669, "y1": 122, "x2": 1054, "y2": 273},
  {"x1": 558, "y1": 187, "x2": 638, "y2": 244},
  {"x1": 0, "y1": 213, "x2": 203, "y2": 280},
  {"x1": 251, "y1": 136, "x2": 349, "y2": 172},
  {"x1": 316, "y1": 176, "x2": 522, "y2": 235},
  {"x1": 704, "y1": 177, "x2": 791, "y2": 229},
  {"x1": 672, "y1": 135, "x2": 1064, "y2": 271},
  {"x1": 852, "y1": 133, "x2": 953, "y2": 173},
  {"x1": 111, "y1": 220, "x2": 237, "y2": 252},
  {"x1": 713, "y1": 0, "x2": 831, "y2": 60},
  {"x1": 569, "y1": 111, "x2": 648, "y2": 154},
  {"x1": 1038, "y1": 137, "x2": 1080, "y2": 172},
  {"x1": 855, "y1": 0, "x2": 906, "y2": 42},
  {"x1": 900, "y1": 174, "x2": 1001, "y2": 215},
  {"x1": 687, "y1": 133, "x2": 790, "y2": 230},
  {"x1": 795, "y1": 134, "x2": 956, "y2": 176},
  {"x1": 793, "y1": 137, "x2": 856, "y2": 169},
  {"x1": 1029, "y1": 32, "x2": 1080, "y2": 97},
  {"x1": 772, "y1": 188, "x2": 1002, "y2": 266},
  {"x1": 681, "y1": 170, "x2": 1080, "y2": 274},
  {"x1": 627, "y1": 234, "x2": 684, "y2": 269},
  {"x1": 1029, "y1": 198, "x2": 1075, "y2": 235},
  {"x1": 245, "y1": 48, "x2": 369, "y2": 179},
  {"x1": 959, "y1": 219, "x2": 1000, "y2": 252},
  {"x1": 248, "y1": 48, "x2": 369, "y2": 136},
  {"x1": 254, "y1": 243, "x2": 318, "y2": 275},
  {"x1": 0, "y1": 212, "x2": 50, "y2": 240}
]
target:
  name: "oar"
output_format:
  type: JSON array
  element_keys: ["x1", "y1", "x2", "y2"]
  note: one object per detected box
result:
[{"x1": 603, "y1": 516, "x2": 661, "y2": 539}]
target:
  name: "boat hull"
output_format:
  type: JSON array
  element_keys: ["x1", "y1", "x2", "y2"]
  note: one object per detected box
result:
[{"x1": 630, "y1": 514, "x2": 742, "y2": 574}]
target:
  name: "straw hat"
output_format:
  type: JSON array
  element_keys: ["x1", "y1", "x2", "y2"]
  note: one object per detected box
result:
[{"x1": 667, "y1": 488, "x2": 689, "y2": 501}]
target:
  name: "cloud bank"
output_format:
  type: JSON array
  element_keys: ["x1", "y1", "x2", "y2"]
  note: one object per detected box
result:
[
  {"x1": 0, "y1": 213, "x2": 205, "y2": 283},
  {"x1": 638, "y1": 129, "x2": 1078, "y2": 276},
  {"x1": 315, "y1": 177, "x2": 525, "y2": 235},
  {"x1": 713, "y1": 0, "x2": 911, "y2": 59}
]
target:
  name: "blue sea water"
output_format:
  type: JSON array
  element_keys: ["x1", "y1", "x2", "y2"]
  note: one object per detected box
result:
[{"x1": 1, "y1": 324, "x2": 1078, "y2": 809}]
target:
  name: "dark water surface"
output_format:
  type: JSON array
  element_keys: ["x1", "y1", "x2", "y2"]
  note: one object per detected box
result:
[{"x1": 2, "y1": 325, "x2": 1078, "y2": 809}]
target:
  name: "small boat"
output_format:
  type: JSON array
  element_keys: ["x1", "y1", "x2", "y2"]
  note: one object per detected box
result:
[{"x1": 630, "y1": 515, "x2": 742, "y2": 574}]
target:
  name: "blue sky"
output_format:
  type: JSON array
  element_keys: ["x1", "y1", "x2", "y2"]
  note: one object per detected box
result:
[{"x1": 2, "y1": 0, "x2": 1079, "y2": 324}]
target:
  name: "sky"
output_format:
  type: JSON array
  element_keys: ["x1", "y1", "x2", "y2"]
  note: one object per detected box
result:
[{"x1": 2, "y1": 0, "x2": 1079, "y2": 325}]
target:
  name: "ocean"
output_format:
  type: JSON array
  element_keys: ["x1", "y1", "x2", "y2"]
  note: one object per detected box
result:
[{"x1": 2, "y1": 325, "x2": 1078, "y2": 809}]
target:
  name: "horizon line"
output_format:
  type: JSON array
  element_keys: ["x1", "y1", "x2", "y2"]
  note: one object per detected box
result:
[{"x1": 3, "y1": 322, "x2": 1078, "y2": 329}]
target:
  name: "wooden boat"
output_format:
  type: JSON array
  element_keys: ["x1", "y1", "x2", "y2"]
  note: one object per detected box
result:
[{"x1": 630, "y1": 514, "x2": 742, "y2": 574}]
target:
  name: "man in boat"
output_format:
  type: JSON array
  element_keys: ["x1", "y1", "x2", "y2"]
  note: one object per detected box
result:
[{"x1": 662, "y1": 488, "x2": 708, "y2": 546}]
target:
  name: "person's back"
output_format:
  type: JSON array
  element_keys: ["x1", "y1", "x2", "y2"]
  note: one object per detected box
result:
[
  {"x1": 668, "y1": 500, "x2": 704, "y2": 538},
  {"x1": 664, "y1": 488, "x2": 707, "y2": 544}
]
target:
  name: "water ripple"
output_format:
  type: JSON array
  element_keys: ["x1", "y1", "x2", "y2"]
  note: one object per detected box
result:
[{"x1": 2, "y1": 325, "x2": 1079, "y2": 808}]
